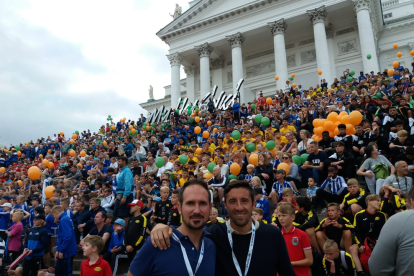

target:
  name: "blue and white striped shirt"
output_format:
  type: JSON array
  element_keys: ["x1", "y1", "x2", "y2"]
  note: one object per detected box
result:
[
  {"x1": 245, "y1": 173, "x2": 255, "y2": 183},
  {"x1": 320, "y1": 176, "x2": 347, "y2": 195},
  {"x1": 272, "y1": 180, "x2": 296, "y2": 200}
]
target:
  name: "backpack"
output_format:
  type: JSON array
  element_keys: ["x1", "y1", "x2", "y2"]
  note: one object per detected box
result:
[{"x1": 373, "y1": 163, "x2": 389, "y2": 179}]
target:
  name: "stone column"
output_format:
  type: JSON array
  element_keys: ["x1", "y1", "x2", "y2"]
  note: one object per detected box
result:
[
  {"x1": 226, "y1": 32, "x2": 245, "y2": 103},
  {"x1": 268, "y1": 19, "x2": 288, "y2": 88},
  {"x1": 353, "y1": 0, "x2": 379, "y2": 74},
  {"x1": 184, "y1": 65, "x2": 198, "y2": 104},
  {"x1": 212, "y1": 56, "x2": 225, "y2": 93},
  {"x1": 195, "y1": 42, "x2": 214, "y2": 98},
  {"x1": 326, "y1": 23, "x2": 337, "y2": 78},
  {"x1": 307, "y1": 6, "x2": 332, "y2": 84},
  {"x1": 167, "y1": 52, "x2": 182, "y2": 109}
]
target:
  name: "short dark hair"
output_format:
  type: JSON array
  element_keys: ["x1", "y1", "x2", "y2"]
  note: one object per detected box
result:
[
  {"x1": 178, "y1": 179, "x2": 211, "y2": 205},
  {"x1": 118, "y1": 156, "x2": 128, "y2": 165},
  {"x1": 296, "y1": 197, "x2": 312, "y2": 212},
  {"x1": 338, "y1": 124, "x2": 346, "y2": 129},
  {"x1": 81, "y1": 194, "x2": 90, "y2": 202},
  {"x1": 364, "y1": 144, "x2": 376, "y2": 158},
  {"x1": 328, "y1": 165, "x2": 338, "y2": 171},
  {"x1": 224, "y1": 180, "x2": 254, "y2": 204},
  {"x1": 107, "y1": 167, "x2": 115, "y2": 173},
  {"x1": 334, "y1": 141, "x2": 345, "y2": 148},
  {"x1": 96, "y1": 211, "x2": 107, "y2": 221}
]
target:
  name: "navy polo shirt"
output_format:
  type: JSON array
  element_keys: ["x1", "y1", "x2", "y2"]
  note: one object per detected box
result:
[{"x1": 129, "y1": 227, "x2": 216, "y2": 276}]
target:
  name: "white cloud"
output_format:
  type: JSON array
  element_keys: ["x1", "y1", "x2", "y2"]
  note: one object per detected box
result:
[{"x1": 1, "y1": 0, "x2": 190, "y2": 146}]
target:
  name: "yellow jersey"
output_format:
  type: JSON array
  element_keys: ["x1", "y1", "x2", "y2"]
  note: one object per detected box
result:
[{"x1": 280, "y1": 126, "x2": 296, "y2": 135}]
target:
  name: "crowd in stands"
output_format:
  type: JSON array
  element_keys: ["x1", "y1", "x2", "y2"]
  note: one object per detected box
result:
[{"x1": 0, "y1": 65, "x2": 414, "y2": 276}]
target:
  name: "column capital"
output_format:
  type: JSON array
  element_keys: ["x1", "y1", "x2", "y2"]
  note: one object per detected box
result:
[
  {"x1": 268, "y1": 18, "x2": 288, "y2": 36},
  {"x1": 352, "y1": 0, "x2": 371, "y2": 13},
  {"x1": 226, "y1": 32, "x2": 245, "y2": 49},
  {"x1": 184, "y1": 64, "x2": 198, "y2": 76},
  {"x1": 167, "y1": 52, "x2": 182, "y2": 66},
  {"x1": 195, "y1": 42, "x2": 214, "y2": 58},
  {"x1": 211, "y1": 55, "x2": 225, "y2": 70},
  {"x1": 306, "y1": 6, "x2": 327, "y2": 25}
]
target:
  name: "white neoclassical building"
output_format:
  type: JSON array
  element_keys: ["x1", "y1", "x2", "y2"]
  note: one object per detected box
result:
[{"x1": 140, "y1": 0, "x2": 414, "y2": 113}]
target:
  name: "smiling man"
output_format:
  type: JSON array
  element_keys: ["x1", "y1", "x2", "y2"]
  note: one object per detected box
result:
[{"x1": 150, "y1": 181, "x2": 295, "y2": 276}]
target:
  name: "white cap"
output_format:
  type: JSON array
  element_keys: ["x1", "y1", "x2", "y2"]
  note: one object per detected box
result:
[{"x1": 0, "y1": 203, "x2": 12, "y2": 208}]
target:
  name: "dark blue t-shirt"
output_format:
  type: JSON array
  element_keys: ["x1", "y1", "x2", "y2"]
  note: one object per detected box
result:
[{"x1": 307, "y1": 151, "x2": 328, "y2": 167}]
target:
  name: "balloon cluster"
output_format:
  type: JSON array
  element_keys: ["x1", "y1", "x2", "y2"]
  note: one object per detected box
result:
[
  {"x1": 311, "y1": 111, "x2": 363, "y2": 141},
  {"x1": 107, "y1": 115, "x2": 113, "y2": 121}
]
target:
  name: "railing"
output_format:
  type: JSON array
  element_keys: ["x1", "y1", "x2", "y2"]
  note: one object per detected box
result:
[{"x1": 382, "y1": 0, "x2": 399, "y2": 9}]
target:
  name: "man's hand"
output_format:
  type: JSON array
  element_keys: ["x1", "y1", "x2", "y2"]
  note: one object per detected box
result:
[
  {"x1": 23, "y1": 248, "x2": 33, "y2": 255},
  {"x1": 120, "y1": 198, "x2": 126, "y2": 205},
  {"x1": 78, "y1": 224, "x2": 85, "y2": 229},
  {"x1": 339, "y1": 203, "x2": 344, "y2": 210},
  {"x1": 359, "y1": 246, "x2": 366, "y2": 253},
  {"x1": 126, "y1": 245, "x2": 134, "y2": 253},
  {"x1": 58, "y1": 252, "x2": 63, "y2": 259},
  {"x1": 150, "y1": 223, "x2": 173, "y2": 250},
  {"x1": 111, "y1": 246, "x2": 121, "y2": 253}
]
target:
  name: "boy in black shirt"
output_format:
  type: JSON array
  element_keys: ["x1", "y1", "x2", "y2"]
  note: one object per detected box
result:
[
  {"x1": 316, "y1": 203, "x2": 353, "y2": 253},
  {"x1": 125, "y1": 199, "x2": 147, "y2": 262},
  {"x1": 334, "y1": 124, "x2": 352, "y2": 152},
  {"x1": 151, "y1": 186, "x2": 172, "y2": 225},
  {"x1": 390, "y1": 130, "x2": 412, "y2": 162},
  {"x1": 294, "y1": 197, "x2": 321, "y2": 253},
  {"x1": 340, "y1": 178, "x2": 366, "y2": 218},
  {"x1": 319, "y1": 131, "x2": 335, "y2": 155},
  {"x1": 327, "y1": 141, "x2": 356, "y2": 180},
  {"x1": 323, "y1": 239, "x2": 356, "y2": 276},
  {"x1": 167, "y1": 190, "x2": 181, "y2": 227}
]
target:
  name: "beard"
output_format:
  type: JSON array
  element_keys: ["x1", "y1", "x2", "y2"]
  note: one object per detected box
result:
[
  {"x1": 182, "y1": 213, "x2": 209, "y2": 230},
  {"x1": 230, "y1": 210, "x2": 252, "y2": 227}
]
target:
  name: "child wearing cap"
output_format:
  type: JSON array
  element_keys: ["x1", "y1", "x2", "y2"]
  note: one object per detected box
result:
[
  {"x1": 80, "y1": 235, "x2": 112, "y2": 276},
  {"x1": 106, "y1": 218, "x2": 127, "y2": 275},
  {"x1": 22, "y1": 214, "x2": 49, "y2": 276},
  {"x1": 125, "y1": 199, "x2": 148, "y2": 263}
]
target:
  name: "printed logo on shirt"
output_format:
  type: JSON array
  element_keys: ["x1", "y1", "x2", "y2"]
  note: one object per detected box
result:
[
  {"x1": 136, "y1": 220, "x2": 140, "y2": 223},
  {"x1": 292, "y1": 237, "x2": 299, "y2": 246},
  {"x1": 173, "y1": 213, "x2": 177, "y2": 216},
  {"x1": 375, "y1": 217, "x2": 380, "y2": 220},
  {"x1": 94, "y1": 267, "x2": 102, "y2": 272},
  {"x1": 166, "y1": 204, "x2": 170, "y2": 207}
]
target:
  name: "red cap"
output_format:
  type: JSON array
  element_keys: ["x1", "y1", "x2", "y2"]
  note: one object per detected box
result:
[{"x1": 128, "y1": 199, "x2": 144, "y2": 209}]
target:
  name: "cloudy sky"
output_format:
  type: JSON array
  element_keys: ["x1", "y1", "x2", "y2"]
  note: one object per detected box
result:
[{"x1": 1, "y1": 0, "x2": 191, "y2": 147}]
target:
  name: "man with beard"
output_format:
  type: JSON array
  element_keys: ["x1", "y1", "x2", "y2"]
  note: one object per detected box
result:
[
  {"x1": 127, "y1": 179, "x2": 216, "y2": 276},
  {"x1": 150, "y1": 181, "x2": 296, "y2": 276}
]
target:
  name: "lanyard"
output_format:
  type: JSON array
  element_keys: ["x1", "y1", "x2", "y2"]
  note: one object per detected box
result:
[
  {"x1": 227, "y1": 221, "x2": 256, "y2": 276},
  {"x1": 395, "y1": 175, "x2": 407, "y2": 193},
  {"x1": 172, "y1": 233, "x2": 204, "y2": 276}
]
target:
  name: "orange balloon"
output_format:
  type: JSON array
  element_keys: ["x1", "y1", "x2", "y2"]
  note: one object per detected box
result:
[
  {"x1": 60, "y1": 132, "x2": 64, "y2": 136},
  {"x1": 412, "y1": 77, "x2": 414, "y2": 83},
  {"x1": 388, "y1": 69, "x2": 394, "y2": 76},
  {"x1": 266, "y1": 97, "x2": 272, "y2": 104},
  {"x1": 334, "y1": 121, "x2": 341, "y2": 127},
  {"x1": 393, "y1": 43, "x2": 398, "y2": 49},
  {"x1": 329, "y1": 131, "x2": 335, "y2": 138},
  {"x1": 291, "y1": 73, "x2": 296, "y2": 78},
  {"x1": 393, "y1": 61, "x2": 399, "y2": 68},
  {"x1": 270, "y1": 148, "x2": 277, "y2": 156},
  {"x1": 275, "y1": 76, "x2": 279, "y2": 81},
  {"x1": 311, "y1": 134, "x2": 316, "y2": 140},
  {"x1": 324, "y1": 121, "x2": 335, "y2": 131},
  {"x1": 28, "y1": 166, "x2": 41, "y2": 180},
  {"x1": 47, "y1": 162, "x2": 54, "y2": 169},
  {"x1": 70, "y1": 139, "x2": 75, "y2": 144},
  {"x1": 317, "y1": 69, "x2": 322, "y2": 75},
  {"x1": 346, "y1": 124, "x2": 356, "y2": 135},
  {"x1": 132, "y1": 129, "x2": 136, "y2": 134},
  {"x1": 202, "y1": 131, "x2": 210, "y2": 138},
  {"x1": 314, "y1": 127, "x2": 324, "y2": 136},
  {"x1": 17, "y1": 180, "x2": 23, "y2": 187},
  {"x1": 25, "y1": 142, "x2": 28, "y2": 146},
  {"x1": 39, "y1": 154, "x2": 43, "y2": 159},
  {"x1": 45, "y1": 186, "x2": 55, "y2": 199},
  {"x1": 397, "y1": 52, "x2": 402, "y2": 58},
  {"x1": 69, "y1": 150, "x2": 76, "y2": 157},
  {"x1": 194, "y1": 126, "x2": 201, "y2": 134},
  {"x1": 318, "y1": 119, "x2": 327, "y2": 127},
  {"x1": 349, "y1": 111, "x2": 363, "y2": 126},
  {"x1": 339, "y1": 111, "x2": 348, "y2": 117},
  {"x1": 111, "y1": 125, "x2": 116, "y2": 130},
  {"x1": 129, "y1": 125, "x2": 133, "y2": 130},
  {"x1": 334, "y1": 127, "x2": 340, "y2": 136},
  {"x1": 198, "y1": 111, "x2": 201, "y2": 116},
  {"x1": 195, "y1": 148, "x2": 203, "y2": 155},
  {"x1": 313, "y1": 136, "x2": 322, "y2": 142},
  {"x1": 48, "y1": 149, "x2": 52, "y2": 154},
  {"x1": 312, "y1": 119, "x2": 320, "y2": 128},
  {"x1": 230, "y1": 163, "x2": 241, "y2": 175},
  {"x1": 0, "y1": 167, "x2": 5, "y2": 173},
  {"x1": 249, "y1": 154, "x2": 258, "y2": 166},
  {"x1": 80, "y1": 151, "x2": 86, "y2": 157},
  {"x1": 292, "y1": 83, "x2": 297, "y2": 88},
  {"x1": 77, "y1": 163, "x2": 83, "y2": 169},
  {"x1": 17, "y1": 151, "x2": 22, "y2": 156},
  {"x1": 327, "y1": 112, "x2": 338, "y2": 122},
  {"x1": 42, "y1": 159, "x2": 49, "y2": 167},
  {"x1": 341, "y1": 115, "x2": 350, "y2": 124},
  {"x1": 203, "y1": 172, "x2": 213, "y2": 181},
  {"x1": 195, "y1": 116, "x2": 200, "y2": 123},
  {"x1": 207, "y1": 121, "x2": 212, "y2": 126},
  {"x1": 146, "y1": 125, "x2": 150, "y2": 130},
  {"x1": 72, "y1": 134, "x2": 77, "y2": 139},
  {"x1": 277, "y1": 163, "x2": 290, "y2": 175}
]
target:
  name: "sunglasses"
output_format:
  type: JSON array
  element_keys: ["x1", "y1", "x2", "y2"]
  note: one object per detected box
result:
[{"x1": 282, "y1": 157, "x2": 289, "y2": 159}]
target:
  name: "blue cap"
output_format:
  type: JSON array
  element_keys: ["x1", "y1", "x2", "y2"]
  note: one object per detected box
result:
[
  {"x1": 114, "y1": 218, "x2": 125, "y2": 228},
  {"x1": 153, "y1": 197, "x2": 162, "y2": 202}
]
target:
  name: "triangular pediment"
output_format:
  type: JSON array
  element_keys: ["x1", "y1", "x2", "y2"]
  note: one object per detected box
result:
[{"x1": 157, "y1": 0, "x2": 259, "y2": 37}]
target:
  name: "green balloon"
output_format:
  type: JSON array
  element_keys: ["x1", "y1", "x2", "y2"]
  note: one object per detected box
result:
[
  {"x1": 15, "y1": 146, "x2": 20, "y2": 151},
  {"x1": 169, "y1": 173, "x2": 175, "y2": 180},
  {"x1": 347, "y1": 77, "x2": 353, "y2": 82},
  {"x1": 266, "y1": 140, "x2": 275, "y2": 150},
  {"x1": 261, "y1": 117, "x2": 270, "y2": 126},
  {"x1": 180, "y1": 101, "x2": 183, "y2": 104},
  {"x1": 300, "y1": 153, "x2": 309, "y2": 164},
  {"x1": 155, "y1": 157, "x2": 165, "y2": 168},
  {"x1": 372, "y1": 96, "x2": 378, "y2": 100},
  {"x1": 179, "y1": 155, "x2": 189, "y2": 165},
  {"x1": 161, "y1": 124, "x2": 165, "y2": 127},
  {"x1": 228, "y1": 174, "x2": 238, "y2": 181},
  {"x1": 161, "y1": 113, "x2": 165, "y2": 117},
  {"x1": 176, "y1": 110, "x2": 179, "y2": 113},
  {"x1": 350, "y1": 71, "x2": 355, "y2": 76},
  {"x1": 255, "y1": 114, "x2": 262, "y2": 123},
  {"x1": 151, "y1": 123, "x2": 155, "y2": 127},
  {"x1": 232, "y1": 130, "x2": 241, "y2": 140},
  {"x1": 367, "y1": 54, "x2": 372, "y2": 60},
  {"x1": 129, "y1": 130, "x2": 132, "y2": 135},
  {"x1": 251, "y1": 104, "x2": 256, "y2": 110},
  {"x1": 161, "y1": 128, "x2": 165, "y2": 131},
  {"x1": 208, "y1": 162, "x2": 216, "y2": 173},
  {"x1": 187, "y1": 110, "x2": 191, "y2": 115},
  {"x1": 246, "y1": 142, "x2": 256, "y2": 153},
  {"x1": 376, "y1": 92, "x2": 382, "y2": 98},
  {"x1": 292, "y1": 155, "x2": 301, "y2": 166},
  {"x1": 290, "y1": 77, "x2": 294, "y2": 81},
  {"x1": 75, "y1": 131, "x2": 79, "y2": 135}
]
